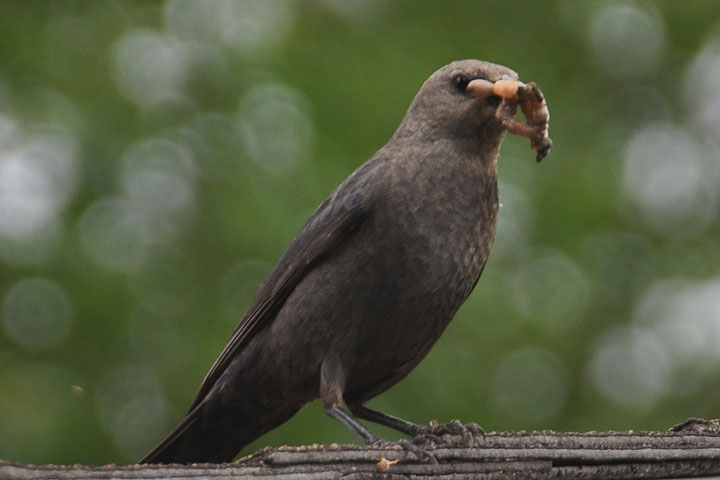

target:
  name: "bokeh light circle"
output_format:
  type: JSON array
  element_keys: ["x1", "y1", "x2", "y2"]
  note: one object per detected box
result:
[{"x1": 1, "y1": 277, "x2": 74, "y2": 350}]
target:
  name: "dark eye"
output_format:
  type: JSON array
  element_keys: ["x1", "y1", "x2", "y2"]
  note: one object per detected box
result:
[{"x1": 453, "y1": 74, "x2": 470, "y2": 92}]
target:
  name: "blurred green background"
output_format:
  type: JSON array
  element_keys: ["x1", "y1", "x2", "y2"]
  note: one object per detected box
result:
[{"x1": 1, "y1": 0, "x2": 720, "y2": 466}]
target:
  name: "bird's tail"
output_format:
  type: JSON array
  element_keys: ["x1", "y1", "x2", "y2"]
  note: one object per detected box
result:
[
  {"x1": 139, "y1": 406, "x2": 248, "y2": 464},
  {"x1": 139, "y1": 407, "x2": 201, "y2": 464},
  {"x1": 139, "y1": 402, "x2": 302, "y2": 464}
]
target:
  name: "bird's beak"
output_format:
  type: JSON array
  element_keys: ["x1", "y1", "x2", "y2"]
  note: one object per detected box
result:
[
  {"x1": 466, "y1": 79, "x2": 495, "y2": 100},
  {"x1": 467, "y1": 78, "x2": 526, "y2": 102}
]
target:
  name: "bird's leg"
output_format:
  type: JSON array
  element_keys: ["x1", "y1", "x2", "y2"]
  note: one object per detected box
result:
[
  {"x1": 320, "y1": 357, "x2": 435, "y2": 463},
  {"x1": 348, "y1": 403, "x2": 426, "y2": 437},
  {"x1": 348, "y1": 403, "x2": 482, "y2": 447},
  {"x1": 320, "y1": 356, "x2": 382, "y2": 444},
  {"x1": 323, "y1": 404, "x2": 437, "y2": 464},
  {"x1": 324, "y1": 404, "x2": 380, "y2": 443}
]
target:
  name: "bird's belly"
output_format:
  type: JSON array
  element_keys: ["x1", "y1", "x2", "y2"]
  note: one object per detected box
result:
[{"x1": 333, "y1": 225, "x2": 489, "y2": 397}]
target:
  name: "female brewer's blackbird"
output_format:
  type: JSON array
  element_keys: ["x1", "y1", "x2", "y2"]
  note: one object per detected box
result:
[{"x1": 141, "y1": 59, "x2": 547, "y2": 464}]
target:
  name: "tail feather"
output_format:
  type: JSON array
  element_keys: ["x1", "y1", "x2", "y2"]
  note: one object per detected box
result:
[
  {"x1": 139, "y1": 400, "x2": 304, "y2": 464},
  {"x1": 139, "y1": 404, "x2": 277, "y2": 464},
  {"x1": 139, "y1": 408, "x2": 201, "y2": 464}
]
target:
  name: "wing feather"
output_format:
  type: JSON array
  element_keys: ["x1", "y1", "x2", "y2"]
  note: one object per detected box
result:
[{"x1": 187, "y1": 160, "x2": 386, "y2": 412}]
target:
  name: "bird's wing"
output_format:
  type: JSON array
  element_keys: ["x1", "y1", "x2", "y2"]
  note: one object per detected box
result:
[{"x1": 187, "y1": 160, "x2": 387, "y2": 412}]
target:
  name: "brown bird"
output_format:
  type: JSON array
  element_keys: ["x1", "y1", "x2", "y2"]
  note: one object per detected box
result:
[{"x1": 140, "y1": 59, "x2": 551, "y2": 464}]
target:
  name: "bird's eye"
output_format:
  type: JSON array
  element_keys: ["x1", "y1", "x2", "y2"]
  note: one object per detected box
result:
[{"x1": 453, "y1": 74, "x2": 470, "y2": 92}]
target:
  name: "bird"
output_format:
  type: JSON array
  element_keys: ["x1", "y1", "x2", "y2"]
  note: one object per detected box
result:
[{"x1": 140, "y1": 59, "x2": 550, "y2": 464}]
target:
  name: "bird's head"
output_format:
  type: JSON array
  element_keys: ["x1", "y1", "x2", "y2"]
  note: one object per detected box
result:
[{"x1": 399, "y1": 59, "x2": 520, "y2": 141}]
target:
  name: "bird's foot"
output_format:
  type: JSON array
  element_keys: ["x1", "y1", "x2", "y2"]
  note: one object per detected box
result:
[
  {"x1": 412, "y1": 419, "x2": 484, "y2": 448},
  {"x1": 371, "y1": 438, "x2": 438, "y2": 465}
]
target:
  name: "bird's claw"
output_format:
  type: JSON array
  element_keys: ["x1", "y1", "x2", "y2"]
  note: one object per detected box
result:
[
  {"x1": 371, "y1": 438, "x2": 438, "y2": 465},
  {"x1": 412, "y1": 420, "x2": 485, "y2": 448}
]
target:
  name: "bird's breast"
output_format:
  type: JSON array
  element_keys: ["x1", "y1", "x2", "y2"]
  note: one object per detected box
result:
[
  {"x1": 335, "y1": 168, "x2": 499, "y2": 395},
  {"x1": 363, "y1": 161, "x2": 499, "y2": 332}
]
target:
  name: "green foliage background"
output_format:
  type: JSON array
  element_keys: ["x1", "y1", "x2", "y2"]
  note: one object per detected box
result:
[{"x1": 1, "y1": 0, "x2": 720, "y2": 465}]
